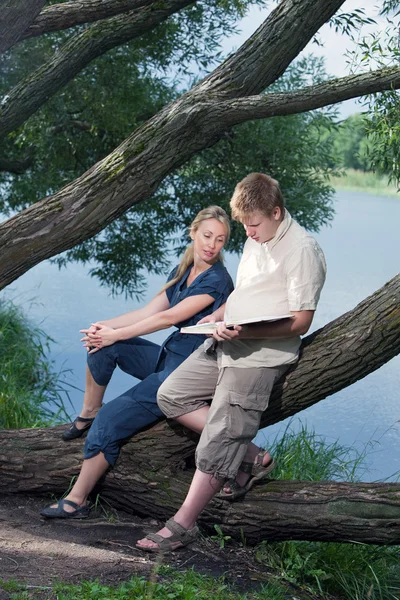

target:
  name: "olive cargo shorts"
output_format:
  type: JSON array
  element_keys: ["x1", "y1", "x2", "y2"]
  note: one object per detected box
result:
[{"x1": 157, "y1": 345, "x2": 288, "y2": 480}]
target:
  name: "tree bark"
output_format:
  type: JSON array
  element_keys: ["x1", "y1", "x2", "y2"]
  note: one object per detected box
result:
[
  {"x1": 6, "y1": 0, "x2": 400, "y2": 293},
  {"x1": 0, "y1": 0, "x2": 46, "y2": 54},
  {"x1": 0, "y1": 425, "x2": 399, "y2": 545},
  {"x1": 0, "y1": 277, "x2": 399, "y2": 544},
  {"x1": 0, "y1": 0, "x2": 194, "y2": 140},
  {"x1": 22, "y1": 0, "x2": 156, "y2": 40}
]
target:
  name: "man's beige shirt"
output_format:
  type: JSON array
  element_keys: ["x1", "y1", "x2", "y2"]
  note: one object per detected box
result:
[{"x1": 220, "y1": 210, "x2": 326, "y2": 368}]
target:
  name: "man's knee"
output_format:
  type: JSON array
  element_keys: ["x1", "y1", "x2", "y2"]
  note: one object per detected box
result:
[{"x1": 156, "y1": 378, "x2": 176, "y2": 418}]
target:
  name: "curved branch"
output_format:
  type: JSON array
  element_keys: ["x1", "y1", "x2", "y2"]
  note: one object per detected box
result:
[
  {"x1": 0, "y1": 155, "x2": 33, "y2": 174},
  {"x1": 220, "y1": 67, "x2": 400, "y2": 124},
  {"x1": 263, "y1": 273, "x2": 400, "y2": 428},
  {"x1": 22, "y1": 0, "x2": 155, "y2": 40},
  {"x1": 0, "y1": 0, "x2": 46, "y2": 54},
  {"x1": 0, "y1": 0, "x2": 194, "y2": 139},
  {"x1": 1, "y1": 61, "x2": 399, "y2": 292}
]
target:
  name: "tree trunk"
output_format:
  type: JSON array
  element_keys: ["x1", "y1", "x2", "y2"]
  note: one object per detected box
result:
[
  {"x1": 0, "y1": 425, "x2": 399, "y2": 545},
  {"x1": 1, "y1": 277, "x2": 399, "y2": 545}
]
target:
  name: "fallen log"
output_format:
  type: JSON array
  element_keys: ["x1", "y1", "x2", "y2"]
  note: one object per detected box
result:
[
  {"x1": 0, "y1": 276, "x2": 399, "y2": 544},
  {"x1": 1, "y1": 425, "x2": 399, "y2": 545}
]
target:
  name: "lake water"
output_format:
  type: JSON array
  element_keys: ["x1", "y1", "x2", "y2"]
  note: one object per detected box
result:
[{"x1": 4, "y1": 190, "x2": 400, "y2": 481}]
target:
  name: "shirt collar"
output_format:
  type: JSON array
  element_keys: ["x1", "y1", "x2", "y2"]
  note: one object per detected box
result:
[{"x1": 263, "y1": 209, "x2": 292, "y2": 250}]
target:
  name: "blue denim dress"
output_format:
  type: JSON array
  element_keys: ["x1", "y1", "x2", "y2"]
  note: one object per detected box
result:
[{"x1": 84, "y1": 261, "x2": 233, "y2": 466}]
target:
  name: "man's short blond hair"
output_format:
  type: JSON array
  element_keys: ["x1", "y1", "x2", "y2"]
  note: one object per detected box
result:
[{"x1": 230, "y1": 173, "x2": 284, "y2": 221}]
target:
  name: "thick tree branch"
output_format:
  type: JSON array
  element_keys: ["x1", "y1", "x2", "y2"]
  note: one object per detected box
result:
[
  {"x1": 22, "y1": 0, "x2": 155, "y2": 40},
  {"x1": 0, "y1": 155, "x2": 33, "y2": 174},
  {"x1": 220, "y1": 67, "x2": 400, "y2": 123},
  {"x1": 0, "y1": 0, "x2": 46, "y2": 54},
  {"x1": 263, "y1": 273, "x2": 400, "y2": 428},
  {"x1": 1, "y1": 429, "x2": 400, "y2": 544},
  {"x1": 0, "y1": 0, "x2": 353, "y2": 290},
  {"x1": 194, "y1": 0, "x2": 346, "y2": 98},
  {"x1": 0, "y1": 0, "x2": 193, "y2": 140},
  {"x1": 0, "y1": 275, "x2": 399, "y2": 544}
]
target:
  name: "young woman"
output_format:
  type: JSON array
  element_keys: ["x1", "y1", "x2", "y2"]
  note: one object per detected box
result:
[{"x1": 41, "y1": 206, "x2": 233, "y2": 518}]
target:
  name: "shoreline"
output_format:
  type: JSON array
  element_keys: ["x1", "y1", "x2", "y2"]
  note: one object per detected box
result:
[{"x1": 330, "y1": 169, "x2": 399, "y2": 198}]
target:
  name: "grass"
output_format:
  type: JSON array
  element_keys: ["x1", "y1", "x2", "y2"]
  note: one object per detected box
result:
[
  {"x1": 0, "y1": 298, "x2": 71, "y2": 428},
  {"x1": 329, "y1": 168, "x2": 399, "y2": 196},
  {"x1": 254, "y1": 421, "x2": 400, "y2": 600},
  {"x1": 267, "y1": 420, "x2": 371, "y2": 482},
  {"x1": 0, "y1": 568, "x2": 289, "y2": 600}
]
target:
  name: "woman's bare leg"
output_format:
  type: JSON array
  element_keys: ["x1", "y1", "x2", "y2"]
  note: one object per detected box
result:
[
  {"x1": 49, "y1": 452, "x2": 109, "y2": 512},
  {"x1": 74, "y1": 366, "x2": 106, "y2": 429}
]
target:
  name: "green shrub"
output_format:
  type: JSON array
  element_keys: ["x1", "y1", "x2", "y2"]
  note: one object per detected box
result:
[{"x1": 0, "y1": 298, "x2": 70, "y2": 428}]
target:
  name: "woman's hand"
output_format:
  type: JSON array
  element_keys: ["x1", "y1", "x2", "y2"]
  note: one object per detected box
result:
[
  {"x1": 196, "y1": 313, "x2": 217, "y2": 325},
  {"x1": 80, "y1": 323, "x2": 100, "y2": 353},
  {"x1": 80, "y1": 323, "x2": 118, "y2": 353}
]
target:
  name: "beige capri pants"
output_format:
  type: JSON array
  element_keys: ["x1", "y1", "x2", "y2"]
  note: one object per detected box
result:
[{"x1": 157, "y1": 343, "x2": 288, "y2": 481}]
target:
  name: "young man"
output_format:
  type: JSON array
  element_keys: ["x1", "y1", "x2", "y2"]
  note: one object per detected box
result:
[{"x1": 137, "y1": 172, "x2": 327, "y2": 552}]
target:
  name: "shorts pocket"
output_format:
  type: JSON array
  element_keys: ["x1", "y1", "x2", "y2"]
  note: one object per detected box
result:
[
  {"x1": 228, "y1": 391, "x2": 269, "y2": 412},
  {"x1": 226, "y1": 392, "x2": 265, "y2": 441}
]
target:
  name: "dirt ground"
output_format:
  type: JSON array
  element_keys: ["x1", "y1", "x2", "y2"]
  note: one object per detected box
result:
[
  {"x1": 0, "y1": 494, "x2": 329, "y2": 599},
  {"x1": 0, "y1": 494, "x2": 277, "y2": 595}
]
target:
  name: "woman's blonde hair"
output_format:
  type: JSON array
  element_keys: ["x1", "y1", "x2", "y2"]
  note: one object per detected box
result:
[{"x1": 161, "y1": 205, "x2": 230, "y2": 293}]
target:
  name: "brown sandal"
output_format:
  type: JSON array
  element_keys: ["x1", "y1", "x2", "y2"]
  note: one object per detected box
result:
[
  {"x1": 218, "y1": 450, "x2": 276, "y2": 501},
  {"x1": 136, "y1": 518, "x2": 199, "y2": 553}
]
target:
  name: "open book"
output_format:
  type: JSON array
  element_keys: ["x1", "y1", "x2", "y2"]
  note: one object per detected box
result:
[{"x1": 180, "y1": 314, "x2": 293, "y2": 334}]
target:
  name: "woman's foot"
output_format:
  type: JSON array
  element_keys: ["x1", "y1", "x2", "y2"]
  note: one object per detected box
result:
[
  {"x1": 219, "y1": 449, "x2": 275, "y2": 501},
  {"x1": 40, "y1": 498, "x2": 90, "y2": 519},
  {"x1": 136, "y1": 518, "x2": 198, "y2": 553},
  {"x1": 62, "y1": 406, "x2": 101, "y2": 441}
]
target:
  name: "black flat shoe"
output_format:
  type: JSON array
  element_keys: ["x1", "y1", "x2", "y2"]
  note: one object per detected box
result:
[
  {"x1": 40, "y1": 498, "x2": 90, "y2": 519},
  {"x1": 62, "y1": 416, "x2": 95, "y2": 441}
]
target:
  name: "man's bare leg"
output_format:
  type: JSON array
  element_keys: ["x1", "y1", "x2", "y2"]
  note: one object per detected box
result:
[
  {"x1": 48, "y1": 452, "x2": 109, "y2": 512},
  {"x1": 136, "y1": 468, "x2": 222, "y2": 549}
]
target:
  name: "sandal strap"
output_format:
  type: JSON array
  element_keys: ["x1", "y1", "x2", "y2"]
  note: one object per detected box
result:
[
  {"x1": 143, "y1": 520, "x2": 198, "y2": 550},
  {"x1": 145, "y1": 532, "x2": 169, "y2": 545},
  {"x1": 75, "y1": 416, "x2": 95, "y2": 424},
  {"x1": 61, "y1": 499, "x2": 80, "y2": 510},
  {"x1": 165, "y1": 518, "x2": 194, "y2": 537},
  {"x1": 223, "y1": 479, "x2": 243, "y2": 494}
]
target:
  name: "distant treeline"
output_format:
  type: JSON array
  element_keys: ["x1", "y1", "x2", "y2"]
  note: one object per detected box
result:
[{"x1": 329, "y1": 113, "x2": 372, "y2": 172}]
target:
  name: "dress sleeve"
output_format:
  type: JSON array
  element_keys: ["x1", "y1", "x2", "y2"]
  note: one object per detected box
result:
[
  {"x1": 285, "y1": 243, "x2": 327, "y2": 311},
  {"x1": 184, "y1": 265, "x2": 234, "y2": 304}
]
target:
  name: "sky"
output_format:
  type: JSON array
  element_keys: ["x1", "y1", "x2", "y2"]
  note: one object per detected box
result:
[{"x1": 222, "y1": 0, "x2": 388, "y2": 118}]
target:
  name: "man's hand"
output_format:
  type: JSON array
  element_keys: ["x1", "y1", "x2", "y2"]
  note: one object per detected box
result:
[{"x1": 211, "y1": 322, "x2": 242, "y2": 341}]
